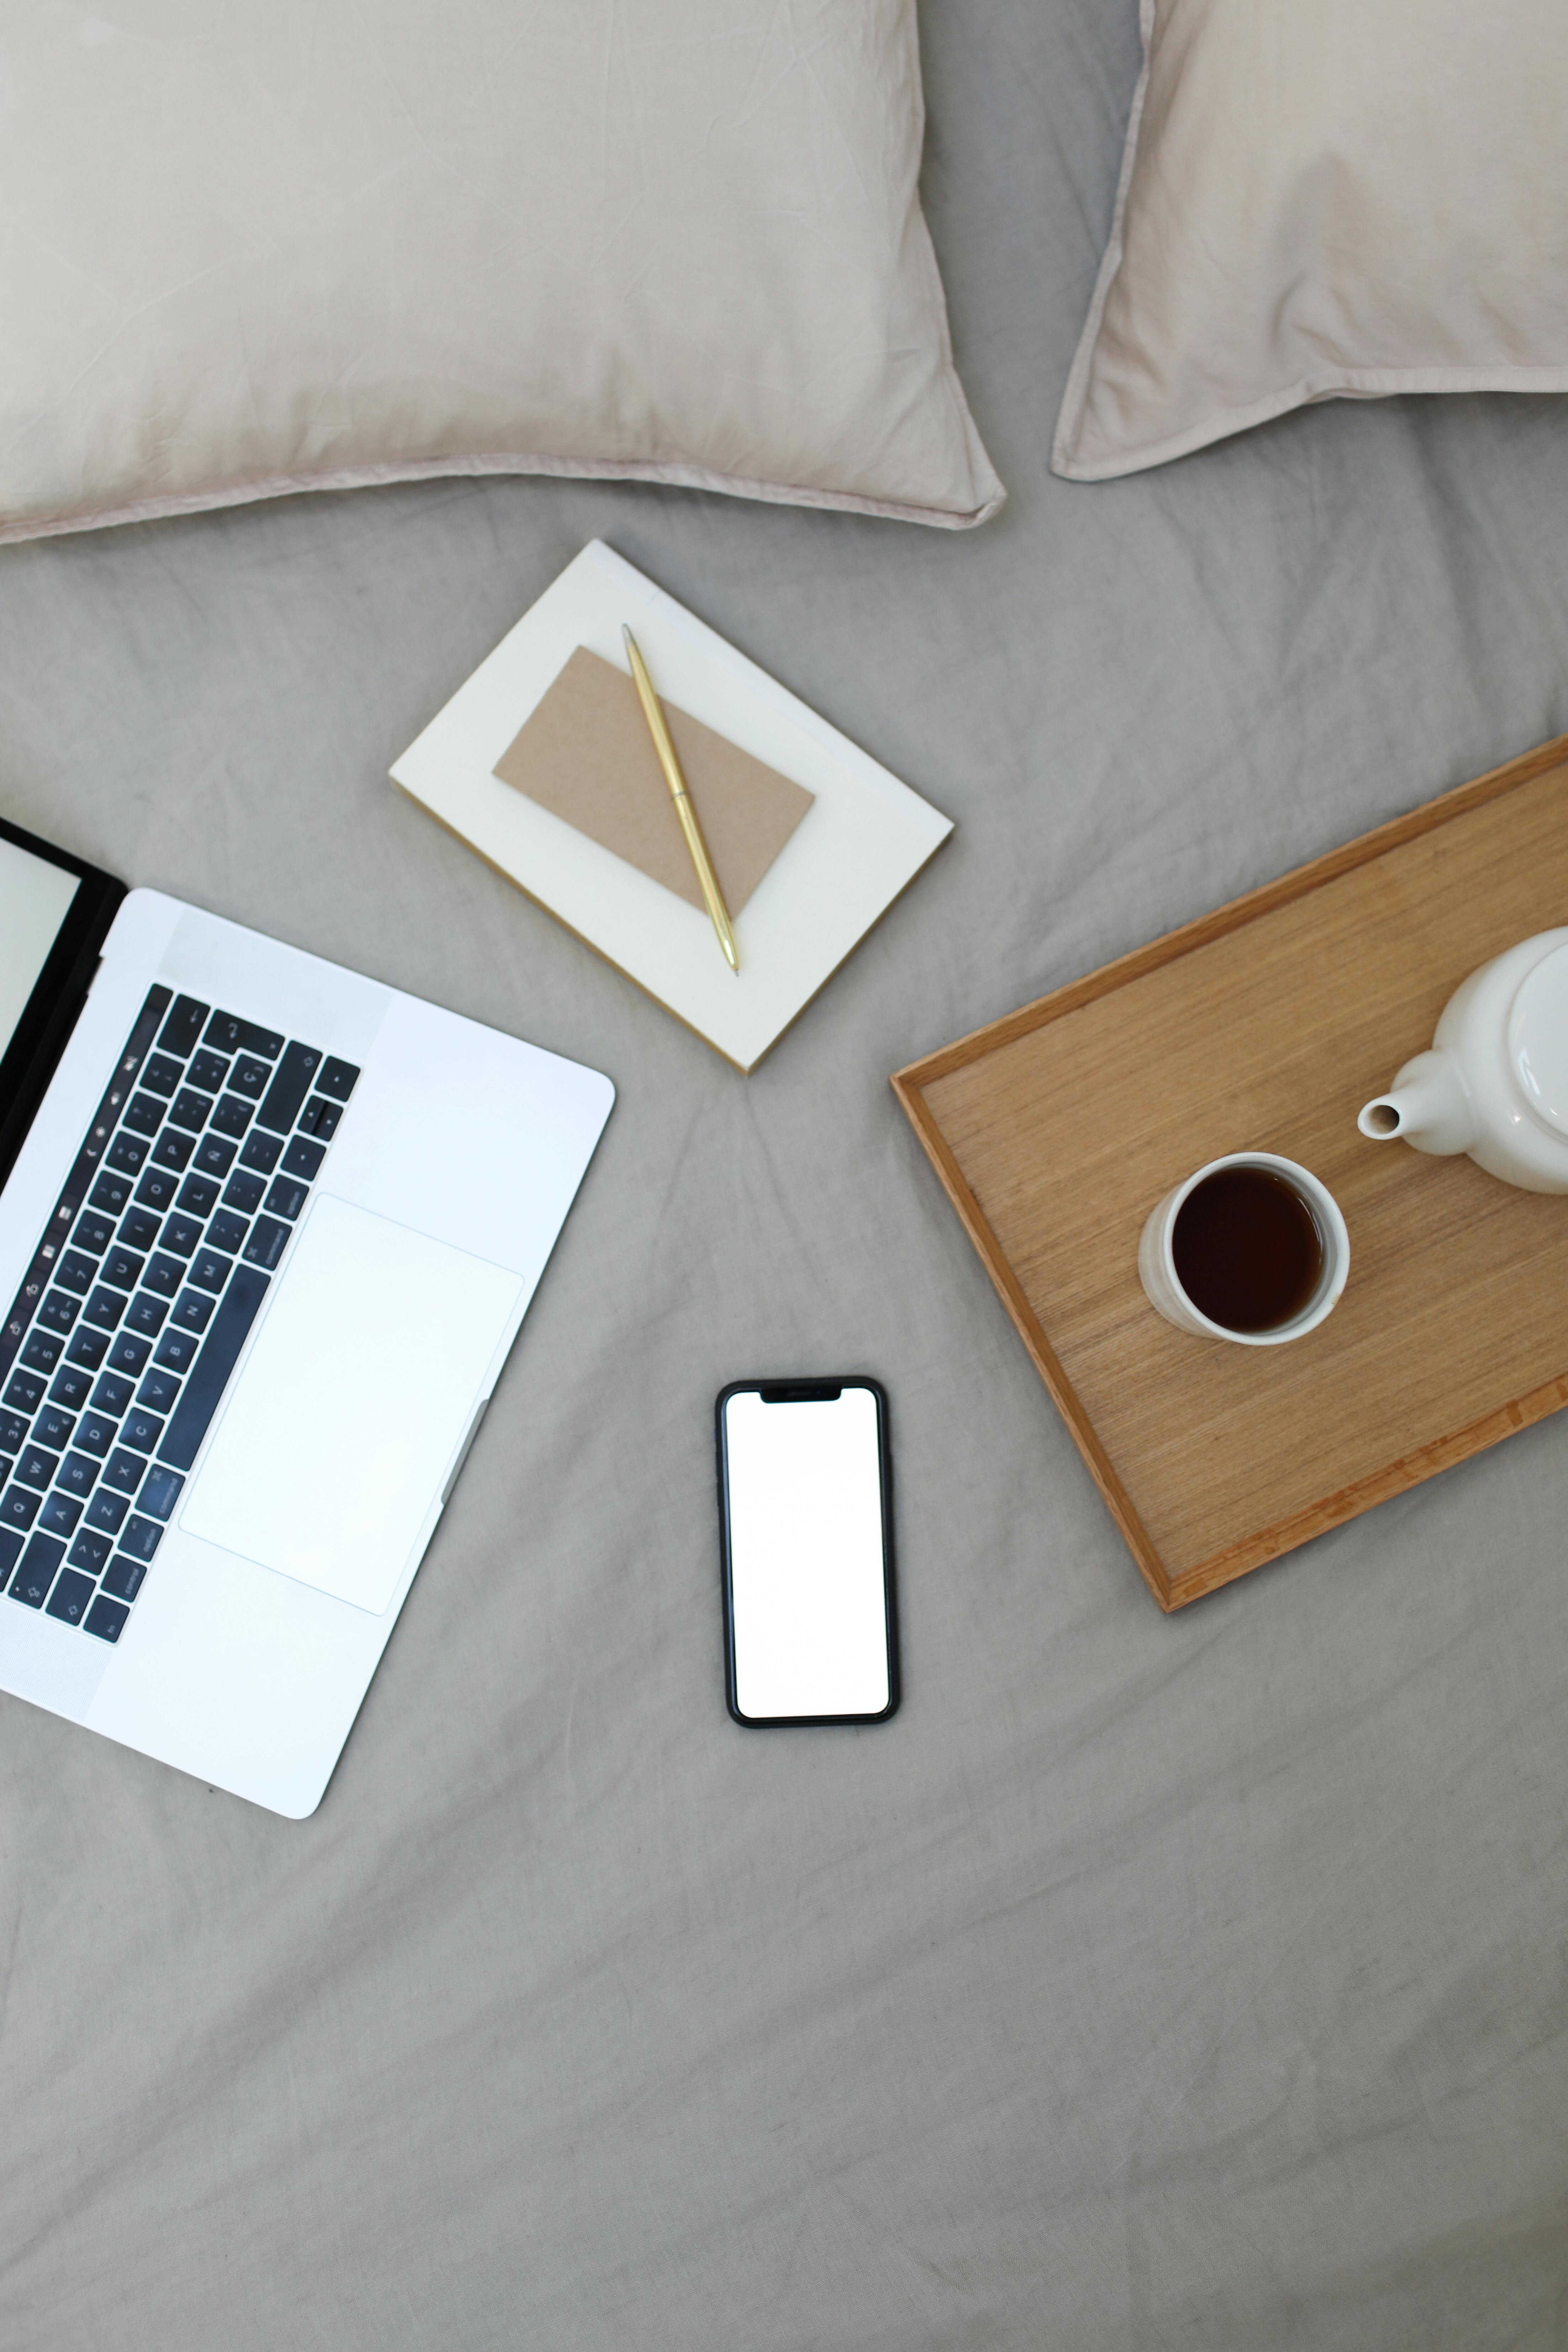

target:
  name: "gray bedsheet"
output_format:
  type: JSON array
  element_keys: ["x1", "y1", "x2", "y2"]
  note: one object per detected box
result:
[{"x1": 4, "y1": 4, "x2": 1567, "y2": 2345}]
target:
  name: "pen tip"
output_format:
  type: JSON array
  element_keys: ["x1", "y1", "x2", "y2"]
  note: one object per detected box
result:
[{"x1": 621, "y1": 622, "x2": 634, "y2": 650}]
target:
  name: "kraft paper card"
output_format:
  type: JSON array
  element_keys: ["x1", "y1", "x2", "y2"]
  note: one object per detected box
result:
[{"x1": 493, "y1": 646, "x2": 814, "y2": 915}]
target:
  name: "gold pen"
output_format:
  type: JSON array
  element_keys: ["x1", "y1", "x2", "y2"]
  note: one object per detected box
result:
[{"x1": 623, "y1": 625, "x2": 740, "y2": 976}]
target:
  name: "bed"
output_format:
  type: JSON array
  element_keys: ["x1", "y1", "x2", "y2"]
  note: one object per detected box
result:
[{"x1": 3, "y1": 1, "x2": 1566, "y2": 2342}]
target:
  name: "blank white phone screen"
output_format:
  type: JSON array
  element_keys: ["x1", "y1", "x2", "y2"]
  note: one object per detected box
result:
[{"x1": 724, "y1": 1386, "x2": 889, "y2": 1721}]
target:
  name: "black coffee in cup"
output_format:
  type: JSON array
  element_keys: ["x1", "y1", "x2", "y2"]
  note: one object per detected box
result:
[{"x1": 1170, "y1": 1165, "x2": 1324, "y2": 1334}]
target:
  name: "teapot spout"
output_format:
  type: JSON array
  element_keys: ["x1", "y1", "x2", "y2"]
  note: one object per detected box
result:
[{"x1": 1357, "y1": 1049, "x2": 1476, "y2": 1156}]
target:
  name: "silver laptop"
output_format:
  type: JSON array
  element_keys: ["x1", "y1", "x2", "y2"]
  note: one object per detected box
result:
[{"x1": 0, "y1": 818, "x2": 613, "y2": 1815}]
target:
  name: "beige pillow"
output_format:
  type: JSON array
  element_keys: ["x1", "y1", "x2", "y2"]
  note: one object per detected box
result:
[
  {"x1": 0, "y1": 1, "x2": 1002, "y2": 541},
  {"x1": 1054, "y1": 0, "x2": 1568, "y2": 481}
]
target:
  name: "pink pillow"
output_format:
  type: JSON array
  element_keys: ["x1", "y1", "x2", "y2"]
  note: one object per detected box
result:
[
  {"x1": 1054, "y1": 0, "x2": 1568, "y2": 480},
  {"x1": 0, "y1": 0, "x2": 1002, "y2": 540}
]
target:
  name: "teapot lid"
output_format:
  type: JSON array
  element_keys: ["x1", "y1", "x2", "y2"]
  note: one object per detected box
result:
[{"x1": 1509, "y1": 943, "x2": 1568, "y2": 1134}]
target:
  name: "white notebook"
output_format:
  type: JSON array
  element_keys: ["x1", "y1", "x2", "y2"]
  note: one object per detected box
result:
[{"x1": 390, "y1": 541, "x2": 953, "y2": 1072}]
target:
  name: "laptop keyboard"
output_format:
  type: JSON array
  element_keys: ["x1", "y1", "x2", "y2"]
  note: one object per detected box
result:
[{"x1": 0, "y1": 987, "x2": 359, "y2": 1643}]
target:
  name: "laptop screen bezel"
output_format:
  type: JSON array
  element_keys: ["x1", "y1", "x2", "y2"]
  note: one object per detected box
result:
[{"x1": 0, "y1": 812, "x2": 125, "y2": 1196}]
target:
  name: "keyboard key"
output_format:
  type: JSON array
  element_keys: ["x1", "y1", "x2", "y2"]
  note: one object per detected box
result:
[
  {"x1": 0, "y1": 1485, "x2": 41, "y2": 1532},
  {"x1": 176, "y1": 1174, "x2": 221, "y2": 1218},
  {"x1": 122, "y1": 1091, "x2": 164, "y2": 1138},
  {"x1": 68, "y1": 1529, "x2": 113, "y2": 1575},
  {"x1": 150, "y1": 1127, "x2": 194, "y2": 1172},
  {"x1": 205, "y1": 1011, "x2": 283, "y2": 1060},
  {"x1": 102, "y1": 1246, "x2": 145, "y2": 1292},
  {"x1": 103, "y1": 1448, "x2": 144, "y2": 1494},
  {"x1": 0, "y1": 1527, "x2": 20, "y2": 1582},
  {"x1": 57, "y1": 1447, "x2": 100, "y2": 1495},
  {"x1": 73, "y1": 1210, "x2": 116, "y2": 1253},
  {"x1": 295, "y1": 1095, "x2": 343, "y2": 1141},
  {"x1": 222, "y1": 1170, "x2": 265, "y2": 1215},
  {"x1": 132, "y1": 1167, "x2": 179, "y2": 1214},
  {"x1": 0, "y1": 1455, "x2": 11, "y2": 1486},
  {"x1": 105, "y1": 1132, "x2": 149, "y2": 1175},
  {"x1": 36, "y1": 1289, "x2": 79, "y2": 1333},
  {"x1": 138, "y1": 1465, "x2": 183, "y2": 1521},
  {"x1": 91, "y1": 1373, "x2": 135, "y2": 1415},
  {"x1": 189, "y1": 1048, "x2": 231, "y2": 1093},
  {"x1": 47, "y1": 1365, "x2": 94, "y2": 1411},
  {"x1": 0, "y1": 1409, "x2": 26, "y2": 1452},
  {"x1": 4, "y1": 1371, "x2": 46, "y2": 1414},
  {"x1": 238, "y1": 1129, "x2": 282, "y2": 1175},
  {"x1": 39, "y1": 1492, "x2": 81, "y2": 1537},
  {"x1": 256, "y1": 1042, "x2": 322, "y2": 1135},
  {"x1": 263, "y1": 1177, "x2": 308, "y2": 1221},
  {"x1": 206, "y1": 1212, "x2": 249, "y2": 1256},
  {"x1": 85, "y1": 1486, "x2": 129, "y2": 1534},
  {"x1": 228, "y1": 1053, "x2": 272, "y2": 1099},
  {"x1": 126, "y1": 1292, "x2": 169, "y2": 1337},
  {"x1": 64, "y1": 1326, "x2": 108, "y2": 1372},
  {"x1": 152, "y1": 1327, "x2": 200, "y2": 1374},
  {"x1": 191, "y1": 1134, "x2": 237, "y2": 1181},
  {"x1": 168, "y1": 1088, "x2": 212, "y2": 1133},
  {"x1": 136, "y1": 1369, "x2": 182, "y2": 1413},
  {"x1": 103, "y1": 1547, "x2": 151, "y2": 1597},
  {"x1": 209, "y1": 1092, "x2": 253, "y2": 1139},
  {"x1": 104, "y1": 1333, "x2": 152, "y2": 1377},
  {"x1": 121, "y1": 1408, "x2": 163, "y2": 1454},
  {"x1": 9, "y1": 1534, "x2": 64, "y2": 1608},
  {"x1": 76, "y1": 1414, "x2": 116, "y2": 1458},
  {"x1": 170, "y1": 1289, "x2": 213, "y2": 1335},
  {"x1": 33, "y1": 1407, "x2": 75, "y2": 1450},
  {"x1": 243, "y1": 1217, "x2": 290, "y2": 1272},
  {"x1": 19, "y1": 1330, "x2": 61, "y2": 1374},
  {"x1": 118, "y1": 1207, "x2": 162, "y2": 1253},
  {"x1": 157, "y1": 995, "x2": 210, "y2": 1058},
  {"x1": 89, "y1": 1170, "x2": 133, "y2": 1216},
  {"x1": 160, "y1": 1214, "x2": 203, "y2": 1259},
  {"x1": 45, "y1": 1567, "x2": 95, "y2": 1624},
  {"x1": 159, "y1": 1264, "x2": 269, "y2": 1473},
  {"x1": 189, "y1": 1250, "x2": 232, "y2": 1293},
  {"x1": 84, "y1": 1286, "x2": 127, "y2": 1331},
  {"x1": 317, "y1": 1057, "x2": 360, "y2": 1102},
  {"x1": 16, "y1": 1444, "x2": 59, "y2": 1489},
  {"x1": 84, "y1": 1594, "x2": 129, "y2": 1643},
  {"x1": 141, "y1": 1051, "x2": 184, "y2": 1098},
  {"x1": 142, "y1": 1252, "x2": 183, "y2": 1298},
  {"x1": 56, "y1": 1250, "x2": 99, "y2": 1294},
  {"x1": 280, "y1": 1134, "x2": 325, "y2": 1182}
]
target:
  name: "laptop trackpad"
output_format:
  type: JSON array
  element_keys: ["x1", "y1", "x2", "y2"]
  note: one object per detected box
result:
[{"x1": 179, "y1": 1196, "x2": 523, "y2": 1614}]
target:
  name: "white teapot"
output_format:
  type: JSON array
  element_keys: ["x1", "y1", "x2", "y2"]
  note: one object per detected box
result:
[{"x1": 1358, "y1": 929, "x2": 1568, "y2": 1192}]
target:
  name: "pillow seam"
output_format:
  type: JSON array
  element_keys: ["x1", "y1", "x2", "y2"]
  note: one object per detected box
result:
[
  {"x1": 897, "y1": 0, "x2": 1008, "y2": 523},
  {"x1": 0, "y1": 446, "x2": 1007, "y2": 545},
  {"x1": 1050, "y1": 0, "x2": 1157, "y2": 480},
  {"x1": 1054, "y1": 366, "x2": 1568, "y2": 482}
]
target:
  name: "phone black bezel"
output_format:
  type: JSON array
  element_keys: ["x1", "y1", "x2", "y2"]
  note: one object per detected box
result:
[
  {"x1": 715, "y1": 1374, "x2": 900, "y2": 1729},
  {"x1": 0, "y1": 813, "x2": 125, "y2": 1196}
]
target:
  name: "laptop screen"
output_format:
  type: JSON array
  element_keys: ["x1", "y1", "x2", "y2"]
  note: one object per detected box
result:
[{"x1": 0, "y1": 833, "x2": 80, "y2": 1064}]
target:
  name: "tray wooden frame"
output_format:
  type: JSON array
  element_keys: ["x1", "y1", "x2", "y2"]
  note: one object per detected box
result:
[{"x1": 892, "y1": 735, "x2": 1568, "y2": 1610}]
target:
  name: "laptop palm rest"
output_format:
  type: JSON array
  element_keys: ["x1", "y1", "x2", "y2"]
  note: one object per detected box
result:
[{"x1": 180, "y1": 1195, "x2": 522, "y2": 1614}]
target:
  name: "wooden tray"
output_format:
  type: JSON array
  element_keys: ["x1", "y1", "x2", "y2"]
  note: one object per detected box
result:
[{"x1": 892, "y1": 735, "x2": 1568, "y2": 1610}]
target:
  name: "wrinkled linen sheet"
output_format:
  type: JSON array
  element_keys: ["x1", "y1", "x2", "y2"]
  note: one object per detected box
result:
[{"x1": 2, "y1": 2, "x2": 1566, "y2": 2345}]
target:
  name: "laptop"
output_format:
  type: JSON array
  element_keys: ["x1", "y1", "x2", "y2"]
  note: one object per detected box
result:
[{"x1": 0, "y1": 815, "x2": 613, "y2": 1816}]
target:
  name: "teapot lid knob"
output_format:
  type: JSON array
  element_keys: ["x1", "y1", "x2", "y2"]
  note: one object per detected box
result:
[{"x1": 1508, "y1": 943, "x2": 1568, "y2": 1135}]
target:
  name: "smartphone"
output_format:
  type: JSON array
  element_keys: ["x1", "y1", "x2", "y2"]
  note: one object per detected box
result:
[{"x1": 715, "y1": 1377, "x2": 898, "y2": 1727}]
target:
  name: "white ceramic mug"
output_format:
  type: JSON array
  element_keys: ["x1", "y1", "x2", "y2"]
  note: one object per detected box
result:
[{"x1": 1138, "y1": 1152, "x2": 1350, "y2": 1346}]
